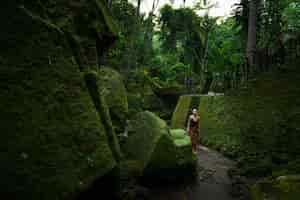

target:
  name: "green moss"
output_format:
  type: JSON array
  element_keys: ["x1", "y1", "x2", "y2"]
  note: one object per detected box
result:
[
  {"x1": 143, "y1": 93, "x2": 164, "y2": 111},
  {"x1": 124, "y1": 111, "x2": 169, "y2": 167},
  {"x1": 84, "y1": 71, "x2": 122, "y2": 161},
  {"x1": 0, "y1": 33, "x2": 116, "y2": 199},
  {"x1": 251, "y1": 175, "x2": 300, "y2": 200},
  {"x1": 171, "y1": 95, "x2": 192, "y2": 129},
  {"x1": 170, "y1": 129, "x2": 191, "y2": 147},
  {"x1": 143, "y1": 133, "x2": 197, "y2": 182},
  {"x1": 193, "y1": 64, "x2": 300, "y2": 175},
  {"x1": 123, "y1": 112, "x2": 196, "y2": 182},
  {"x1": 173, "y1": 137, "x2": 192, "y2": 147},
  {"x1": 198, "y1": 95, "x2": 241, "y2": 152},
  {"x1": 98, "y1": 67, "x2": 128, "y2": 133},
  {"x1": 93, "y1": 0, "x2": 119, "y2": 36},
  {"x1": 127, "y1": 93, "x2": 143, "y2": 116},
  {"x1": 170, "y1": 129, "x2": 187, "y2": 139},
  {"x1": 0, "y1": 1, "x2": 120, "y2": 199}
]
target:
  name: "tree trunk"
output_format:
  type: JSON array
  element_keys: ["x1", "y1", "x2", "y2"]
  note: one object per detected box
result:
[
  {"x1": 107, "y1": 0, "x2": 112, "y2": 8},
  {"x1": 137, "y1": 0, "x2": 141, "y2": 16},
  {"x1": 246, "y1": 0, "x2": 259, "y2": 72}
]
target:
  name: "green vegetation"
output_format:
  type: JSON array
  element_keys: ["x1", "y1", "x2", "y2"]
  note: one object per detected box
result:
[
  {"x1": 2, "y1": 0, "x2": 300, "y2": 199},
  {"x1": 198, "y1": 95, "x2": 241, "y2": 158},
  {"x1": 251, "y1": 175, "x2": 300, "y2": 200},
  {"x1": 171, "y1": 96, "x2": 192, "y2": 129},
  {"x1": 198, "y1": 65, "x2": 300, "y2": 176}
]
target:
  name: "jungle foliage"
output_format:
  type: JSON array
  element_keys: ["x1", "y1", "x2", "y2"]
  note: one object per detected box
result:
[
  {"x1": 103, "y1": 0, "x2": 300, "y2": 93},
  {"x1": 2, "y1": 0, "x2": 300, "y2": 198},
  {"x1": 103, "y1": 0, "x2": 300, "y2": 180}
]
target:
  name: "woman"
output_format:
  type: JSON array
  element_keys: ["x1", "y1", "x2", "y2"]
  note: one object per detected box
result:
[{"x1": 187, "y1": 108, "x2": 200, "y2": 152}]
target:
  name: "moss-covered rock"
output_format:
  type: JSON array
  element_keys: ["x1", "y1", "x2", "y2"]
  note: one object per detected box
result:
[
  {"x1": 143, "y1": 128, "x2": 196, "y2": 182},
  {"x1": 127, "y1": 93, "x2": 144, "y2": 116},
  {"x1": 123, "y1": 112, "x2": 197, "y2": 182},
  {"x1": 251, "y1": 175, "x2": 300, "y2": 200},
  {"x1": 124, "y1": 111, "x2": 169, "y2": 166},
  {"x1": 171, "y1": 96, "x2": 192, "y2": 129},
  {"x1": 170, "y1": 129, "x2": 187, "y2": 139},
  {"x1": 143, "y1": 134, "x2": 197, "y2": 183},
  {"x1": 84, "y1": 71, "x2": 122, "y2": 161},
  {"x1": 98, "y1": 67, "x2": 129, "y2": 133},
  {"x1": 0, "y1": 1, "x2": 120, "y2": 199}
]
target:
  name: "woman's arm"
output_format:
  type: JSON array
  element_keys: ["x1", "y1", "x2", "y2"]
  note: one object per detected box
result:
[{"x1": 186, "y1": 115, "x2": 191, "y2": 132}]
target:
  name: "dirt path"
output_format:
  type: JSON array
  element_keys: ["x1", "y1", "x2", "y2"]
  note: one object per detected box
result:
[{"x1": 149, "y1": 145, "x2": 241, "y2": 200}]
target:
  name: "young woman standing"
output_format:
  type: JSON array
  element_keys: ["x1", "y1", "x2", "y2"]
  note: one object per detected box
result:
[{"x1": 187, "y1": 108, "x2": 200, "y2": 152}]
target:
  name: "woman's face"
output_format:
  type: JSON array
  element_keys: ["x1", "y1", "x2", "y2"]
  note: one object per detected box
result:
[{"x1": 192, "y1": 109, "x2": 197, "y2": 115}]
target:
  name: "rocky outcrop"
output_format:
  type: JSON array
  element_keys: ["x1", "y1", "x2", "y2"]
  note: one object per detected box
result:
[
  {"x1": 0, "y1": 1, "x2": 120, "y2": 199},
  {"x1": 143, "y1": 128, "x2": 196, "y2": 182},
  {"x1": 124, "y1": 111, "x2": 169, "y2": 165},
  {"x1": 123, "y1": 111, "x2": 197, "y2": 182}
]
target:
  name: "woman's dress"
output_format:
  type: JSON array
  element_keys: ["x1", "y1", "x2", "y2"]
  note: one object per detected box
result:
[{"x1": 189, "y1": 118, "x2": 199, "y2": 151}]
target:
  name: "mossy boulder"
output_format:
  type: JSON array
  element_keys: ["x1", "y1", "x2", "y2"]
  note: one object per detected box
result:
[
  {"x1": 143, "y1": 128, "x2": 197, "y2": 182},
  {"x1": 98, "y1": 67, "x2": 129, "y2": 133},
  {"x1": 0, "y1": 1, "x2": 120, "y2": 199},
  {"x1": 124, "y1": 111, "x2": 169, "y2": 166},
  {"x1": 170, "y1": 129, "x2": 192, "y2": 147},
  {"x1": 170, "y1": 129, "x2": 187, "y2": 139},
  {"x1": 123, "y1": 112, "x2": 197, "y2": 182},
  {"x1": 251, "y1": 175, "x2": 300, "y2": 200}
]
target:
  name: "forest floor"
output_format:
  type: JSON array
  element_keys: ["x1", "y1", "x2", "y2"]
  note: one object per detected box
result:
[{"x1": 149, "y1": 145, "x2": 249, "y2": 200}]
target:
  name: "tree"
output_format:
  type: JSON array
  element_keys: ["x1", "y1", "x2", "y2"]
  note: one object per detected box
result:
[
  {"x1": 246, "y1": 0, "x2": 260, "y2": 71},
  {"x1": 137, "y1": 0, "x2": 142, "y2": 16}
]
